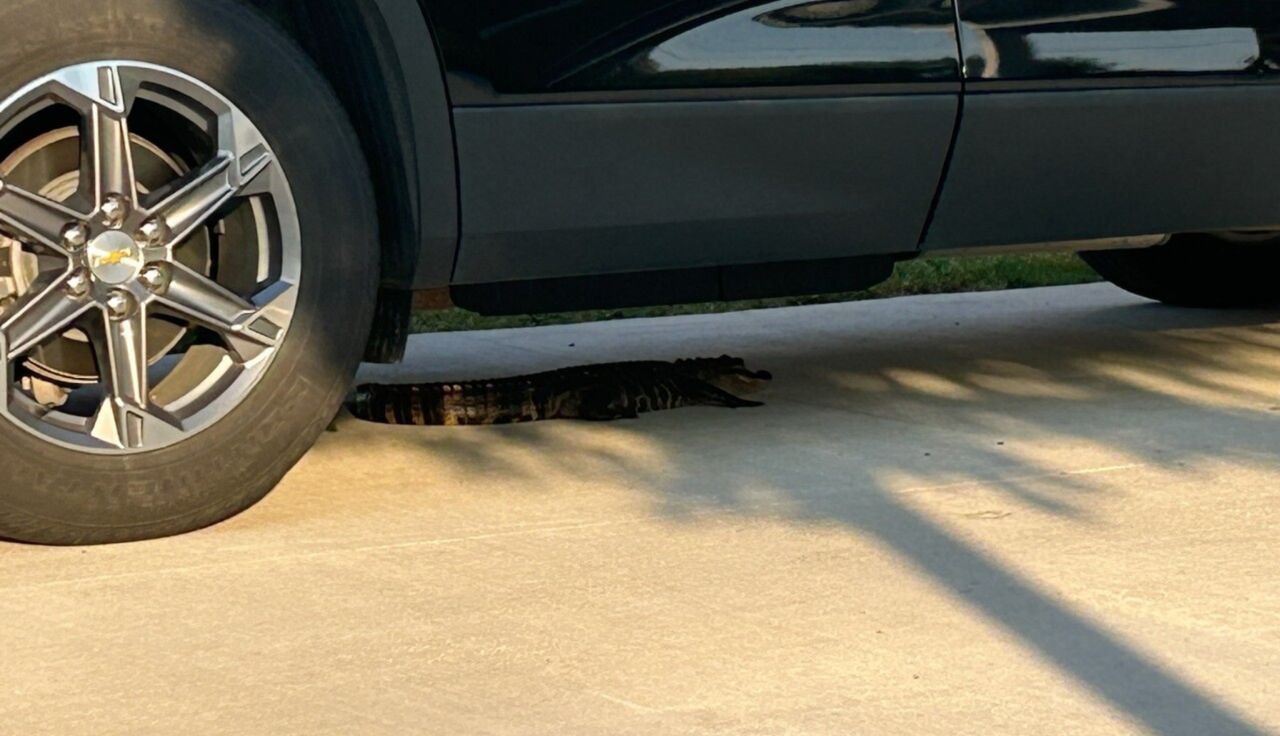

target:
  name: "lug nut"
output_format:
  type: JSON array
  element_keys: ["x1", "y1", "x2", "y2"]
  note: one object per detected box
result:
[
  {"x1": 137, "y1": 217, "x2": 167, "y2": 246},
  {"x1": 64, "y1": 269, "x2": 92, "y2": 298},
  {"x1": 139, "y1": 264, "x2": 169, "y2": 293},
  {"x1": 105, "y1": 290, "x2": 133, "y2": 320},
  {"x1": 62, "y1": 224, "x2": 88, "y2": 250},
  {"x1": 101, "y1": 195, "x2": 128, "y2": 227}
]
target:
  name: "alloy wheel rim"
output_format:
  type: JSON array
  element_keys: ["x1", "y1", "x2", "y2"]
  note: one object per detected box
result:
[{"x1": 0, "y1": 62, "x2": 301, "y2": 454}]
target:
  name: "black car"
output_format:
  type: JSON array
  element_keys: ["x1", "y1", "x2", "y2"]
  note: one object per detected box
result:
[{"x1": 1, "y1": 0, "x2": 1277, "y2": 544}]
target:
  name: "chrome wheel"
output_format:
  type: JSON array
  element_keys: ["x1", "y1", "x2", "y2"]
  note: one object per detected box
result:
[{"x1": 0, "y1": 62, "x2": 300, "y2": 453}]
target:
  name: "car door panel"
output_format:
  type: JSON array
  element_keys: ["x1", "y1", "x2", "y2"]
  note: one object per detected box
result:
[
  {"x1": 925, "y1": 86, "x2": 1280, "y2": 250},
  {"x1": 452, "y1": 95, "x2": 958, "y2": 283},
  {"x1": 418, "y1": 0, "x2": 963, "y2": 283},
  {"x1": 925, "y1": 1, "x2": 1280, "y2": 251}
]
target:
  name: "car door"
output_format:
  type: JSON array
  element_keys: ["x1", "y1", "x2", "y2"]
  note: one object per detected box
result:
[
  {"x1": 924, "y1": 1, "x2": 1280, "y2": 251},
  {"x1": 420, "y1": 1, "x2": 965, "y2": 283}
]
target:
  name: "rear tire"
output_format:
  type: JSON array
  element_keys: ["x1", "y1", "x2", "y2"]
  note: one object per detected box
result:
[
  {"x1": 1081, "y1": 234, "x2": 1280, "y2": 308},
  {"x1": 0, "y1": 0, "x2": 377, "y2": 545}
]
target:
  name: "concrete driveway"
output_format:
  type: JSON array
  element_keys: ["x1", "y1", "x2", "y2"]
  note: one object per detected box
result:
[{"x1": 2, "y1": 284, "x2": 1278, "y2": 735}]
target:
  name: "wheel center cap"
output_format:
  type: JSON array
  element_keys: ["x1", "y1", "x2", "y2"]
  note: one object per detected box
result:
[{"x1": 87, "y1": 230, "x2": 142, "y2": 284}]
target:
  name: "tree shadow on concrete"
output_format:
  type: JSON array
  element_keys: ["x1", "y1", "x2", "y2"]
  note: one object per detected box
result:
[{"x1": 339, "y1": 287, "x2": 1280, "y2": 735}]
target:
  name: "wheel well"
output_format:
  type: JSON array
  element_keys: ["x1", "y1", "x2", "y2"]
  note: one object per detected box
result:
[{"x1": 241, "y1": 0, "x2": 459, "y2": 361}]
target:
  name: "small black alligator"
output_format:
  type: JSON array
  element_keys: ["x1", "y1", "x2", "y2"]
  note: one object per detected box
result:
[{"x1": 347, "y1": 356, "x2": 772, "y2": 426}]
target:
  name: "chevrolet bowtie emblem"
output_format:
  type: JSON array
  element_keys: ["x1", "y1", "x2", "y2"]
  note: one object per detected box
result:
[{"x1": 96, "y1": 250, "x2": 129, "y2": 267}]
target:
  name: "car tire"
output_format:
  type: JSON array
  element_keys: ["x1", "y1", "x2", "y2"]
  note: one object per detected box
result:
[
  {"x1": 1081, "y1": 234, "x2": 1280, "y2": 308},
  {"x1": 0, "y1": 0, "x2": 377, "y2": 545}
]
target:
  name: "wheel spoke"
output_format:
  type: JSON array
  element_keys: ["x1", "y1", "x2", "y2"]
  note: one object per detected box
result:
[
  {"x1": 161, "y1": 263, "x2": 256, "y2": 326},
  {"x1": 49, "y1": 64, "x2": 140, "y2": 207},
  {"x1": 88, "y1": 398, "x2": 138, "y2": 449},
  {"x1": 97, "y1": 305, "x2": 148, "y2": 410},
  {"x1": 0, "y1": 273, "x2": 92, "y2": 357},
  {"x1": 86, "y1": 102, "x2": 138, "y2": 207},
  {"x1": 157, "y1": 264, "x2": 280, "y2": 361},
  {"x1": 85, "y1": 305, "x2": 184, "y2": 449},
  {"x1": 150, "y1": 156, "x2": 236, "y2": 247},
  {"x1": 88, "y1": 393, "x2": 183, "y2": 451},
  {"x1": 47, "y1": 63, "x2": 138, "y2": 116},
  {"x1": 149, "y1": 149, "x2": 273, "y2": 249},
  {"x1": 0, "y1": 180, "x2": 80, "y2": 254}
]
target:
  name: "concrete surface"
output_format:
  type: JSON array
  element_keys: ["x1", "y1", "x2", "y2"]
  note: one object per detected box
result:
[{"x1": 2, "y1": 284, "x2": 1279, "y2": 735}]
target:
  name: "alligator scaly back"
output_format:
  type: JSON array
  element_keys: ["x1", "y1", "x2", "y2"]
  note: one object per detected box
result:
[{"x1": 347, "y1": 356, "x2": 772, "y2": 426}]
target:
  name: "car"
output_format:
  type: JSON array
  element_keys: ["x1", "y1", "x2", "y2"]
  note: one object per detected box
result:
[{"x1": 0, "y1": 0, "x2": 1277, "y2": 545}]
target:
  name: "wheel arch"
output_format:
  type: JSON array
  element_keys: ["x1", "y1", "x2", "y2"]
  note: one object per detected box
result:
[{"x1": 248, "y1": 0, "x2": 460, "y2": 359}]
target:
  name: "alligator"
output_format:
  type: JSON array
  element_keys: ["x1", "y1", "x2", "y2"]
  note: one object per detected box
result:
[{"x1": 346, "y1": 356, "x2": 772, "y2": 426}]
